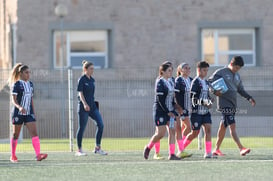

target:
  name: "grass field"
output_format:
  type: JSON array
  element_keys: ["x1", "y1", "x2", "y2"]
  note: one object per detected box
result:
[{"x1": 0, "y1": 137, "x2": 273, "y2": 181}]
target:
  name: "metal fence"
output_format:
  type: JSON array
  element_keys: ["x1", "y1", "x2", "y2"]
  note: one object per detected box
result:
[{"x1": 0, "y1": 67, "x2": 273, "y2": 151}]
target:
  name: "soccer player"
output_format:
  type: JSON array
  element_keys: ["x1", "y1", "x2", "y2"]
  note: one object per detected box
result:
[
  {"x1": 180, "y1": 61, "x2": 215, "y2": 158},
  {"x1": 175, "y1": 63, "x2": 193, "y2": 158},
  {"x1": 153, "y1": 61, "x2": 177, "y2": 160},
  {"x1": 8, "y1": 63, "x2": 48, "y2": 163},
  {"x1": 208, "y1": 56, "x2": 256, "y2": 156},
  {"x1": 75, "y1": 60, "x2": 107, "y2": 156},
  {"x1": 144, "y1": 63, "x2": 181, "y2": 160}
]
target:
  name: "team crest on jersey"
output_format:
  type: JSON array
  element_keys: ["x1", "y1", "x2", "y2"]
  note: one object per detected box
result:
[
  {"x1": 85, "y1": 83, "x2": 89, "y2": 86},
  {"x1": 159, "y1": 117, "x2": 164, "y2": 123}
]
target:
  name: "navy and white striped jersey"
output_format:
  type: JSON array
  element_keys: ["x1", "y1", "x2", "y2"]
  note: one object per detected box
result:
[
  {"x1": 175, "y1": 76, "x2": 192, "y2": 111},
  {"x1": 153, "y1": 77, "x2": 175, "y2": 113},
  {"x1": 12, "y1": 80, "x2": 34, "y2": 116},
  {"x1": 191, "y1": 77, "x2": 210, "y2": 115}
]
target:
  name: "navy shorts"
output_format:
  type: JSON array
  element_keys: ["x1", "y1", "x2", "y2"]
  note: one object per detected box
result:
[
  {"x1": 180, "y1": 109, "x2": 189, "y2": 121},
  {"x1": 12, "y1": 114, "x2": 36, "y2": 125},
  {"x1": 153, "y1": 111, "x2": 170, "y2": 126},
  {"x1": 190, "y1": 112, "x2": 211, "y2": 130}
]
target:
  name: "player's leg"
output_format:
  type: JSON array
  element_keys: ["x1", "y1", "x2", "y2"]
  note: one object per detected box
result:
[
  {"x1": 10, "y1": 123, "x2": 22, "y2": 162},
  {"x1": 176, "y1": 116, "x2": 192, "y2": 158},
  {"x1": 153, "y1": 127, "x2": 163, "y2": 160},
  {"x1": 144, "y1": 125, "x2": 167, "y2": 159},
  {"x1": 76, "y1": 111, "x2": 89, "y2": 155},
  {"x1": 175, "y1": 116, "x2": 183, "y2": 152},
  {"x1": 90, "y1": 109, "x2": 107, "y2": 155},
  {"x1": 229, "y1": 122, "x2": 250, "y2": 156},
  {"x1": 213, "y1": 117, "x2": 227, "y2": 156},
  {"x1": 25, "y1": 117, "x2": 47, "y2": 161},
  {"x1": 182, "y1": 113, "x2": 201, "y2": 150},
  {"x1": 167, "y1": 120, "x2": 180, "y2": 160},
  {"x1": 203, "y1": 123, "x2": 213, "y2": 158}
]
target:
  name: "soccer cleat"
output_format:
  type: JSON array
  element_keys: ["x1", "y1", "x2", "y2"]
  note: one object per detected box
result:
[
  {"x1": 10, "y1": 155, "x2": 18, "y2": 163},
  {"x1": 75, "y1": 150, "x2": 87, "y2": 156},
  {"x1": 212, "y1": 149, "x2": 225, "y2": 156},
  {"x1": 143, "y1": 146, "x2": 151, "y2": 160},
  {"x1": 168, "y1": 154, "x2": 181, "y2": 160},
  {"x1": 153, "y1": 153, "x2": 164, "y2": 160},
  {"x1": 36, "y1": 153, "x2": 48, "y2": 161},
  {"x1": 93, "y1": 148, "x2": 108, "y2": 155},
  {"x1": 176, "y1": 151, "x2": 192, "y2": 158},
  {"x1": 204, "y1": 153, "x2": 217, "y2": 159},
  {"x1": 240, "y1": 148, "x2": 250, "y2": 156}
]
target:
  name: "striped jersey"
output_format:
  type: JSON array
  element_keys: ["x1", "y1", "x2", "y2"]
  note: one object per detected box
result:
[
  {"x1": 191, "y1": 77, "x2": 210, "y2": 115},
  {"x1": 153, "y1": 77, "x2": 175, "y2": 113},
  {"x1": 175, "y1": 76, "x2": 192, "y2": 111},
  {"x1": 12, "y1": 80, "x2": 34, "y2": 116}
]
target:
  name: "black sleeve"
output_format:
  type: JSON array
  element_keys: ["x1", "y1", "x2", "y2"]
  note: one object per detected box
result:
[
  {"x1": 156, "y1": 80, "x2": 169, "y2": 113},
  {"x1": 175, "y1": 77, "x2": 185, "y2": 108}
]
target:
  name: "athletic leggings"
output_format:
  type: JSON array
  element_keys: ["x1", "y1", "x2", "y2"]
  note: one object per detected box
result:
[{"x1": 76, "y1": 108, "x2": 104, "y2": 149}]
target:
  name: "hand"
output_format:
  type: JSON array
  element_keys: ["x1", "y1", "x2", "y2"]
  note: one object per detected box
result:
[
  {"x1": 19, "y1": 107, "x2": 26, "y2": 114},
  {"x1": 84, "y1": 104, "x2": 90, "y2": 111},
  {"x1": 214, "y1": 90, "x2": 222, "y2": 97},
  {"x1": 249, "y1": 98, "x2": 256, "y2": 107},
  {"x1": 168, "y1": 112, "x2": 175, "y2": 118}
]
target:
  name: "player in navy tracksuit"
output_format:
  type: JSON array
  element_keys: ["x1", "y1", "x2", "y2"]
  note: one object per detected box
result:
[
  {"x1": 144, "y1": 63, "x2": 181, "y2": 160},
  {"x1": 9, "y1": 63, "x2": 47, "y2": 163},
  {"x1": 174, "y1": 62, "x2": 193, "y2": 158},
  {"x1": 75, "y1": 60, "x2": 107, "y2": 156},
  {"x1": 178, "y1": 61, "x2": 215, "y2": 158}
]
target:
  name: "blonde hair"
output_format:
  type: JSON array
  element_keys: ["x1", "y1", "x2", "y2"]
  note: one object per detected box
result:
[
  {"x1": 8, "y1": 63, "x2": 29, "y2": 86},
  {"x1": 82, "y1": 60, "x2": 94, "y2": 74}
]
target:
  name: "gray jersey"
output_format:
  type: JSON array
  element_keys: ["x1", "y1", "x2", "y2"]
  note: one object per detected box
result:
[{"x1": 208, "y1": 67, "x2": 252, "y2": 109}]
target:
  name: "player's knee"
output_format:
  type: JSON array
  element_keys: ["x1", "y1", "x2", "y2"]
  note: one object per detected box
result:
[{"x1": 12, "y1": 133, "x2": 19, "y2": 139}]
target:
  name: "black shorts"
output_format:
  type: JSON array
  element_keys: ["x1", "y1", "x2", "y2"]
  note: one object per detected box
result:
[
  {"x1": 12, "y1": 114, "x2": 36, "y2": 125},
  {"x1": 190, "y1": 112, "x2": 211, "y2": 130},
  {"x1": 180, "y1": 109, "x2": 189, "y2": 121},
  {"x1": 220, "y1": 108, "x2": 236, "y2": 127},
  {"x1": 153, "y1": 110, "x2": 172, "y2": 126}
]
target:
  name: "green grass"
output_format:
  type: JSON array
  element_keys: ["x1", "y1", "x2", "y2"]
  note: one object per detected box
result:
[
  {"x1": 1, "y1": 137, "x2": 273, "y2": 152},
  {"x1": 0, "y1": 137, "x2": 272, "y2": 181}
]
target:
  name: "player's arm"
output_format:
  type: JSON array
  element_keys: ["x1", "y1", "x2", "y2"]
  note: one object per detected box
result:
[
  {"x1": 78, "y1": 91, "x2": 90, "y2": 111},
  {"x1": 190, "y1": 79, "x2": 200, "y2": 107},
  {"x1": 156, "y1": 80, "x2": 169, "y2": 113},
  {"x1": 12, "y1": 94, "x2": 26, "y2": 114},
  {"x1": 174, "y1": 78, "x2": 184, "y2": 114},
  {"x1": 237, "y1": 81, "x2": 256, "y2": 106}
]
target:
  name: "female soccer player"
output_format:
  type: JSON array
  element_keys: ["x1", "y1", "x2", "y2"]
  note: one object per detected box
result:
[
  {"x1": 175, "y1": 63, "x2": 193, "y2": 158},
  {"x1": 8, "y1": 63, "x2": 48, "y2": 163},
  {"x1": 75, "y1": 60, "x2": 107, "y2": 156},
  {"x1": 179, "y1": 61, "x2": 215, "y2": 158},
  {"x1": 144, "y1": 63, "x2": 180, "y2": 160}
]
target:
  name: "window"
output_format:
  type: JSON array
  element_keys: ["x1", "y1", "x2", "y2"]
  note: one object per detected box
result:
[
  {"x1": 201, "y1": 29, "x2": 256, "y2": 66},
  {"x1": 54, "y1": 30, "x2": 108, "y2": 69}
]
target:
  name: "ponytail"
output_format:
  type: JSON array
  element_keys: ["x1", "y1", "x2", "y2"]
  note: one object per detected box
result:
[{"x1": 8, "y1": 63, "x2": 29, "y2": 86}]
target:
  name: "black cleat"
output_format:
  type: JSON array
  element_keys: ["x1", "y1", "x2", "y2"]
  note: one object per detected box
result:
[
  {"x1": 143, "y1": 146, "x2": 151, "y2": 160},
  {"x1": 168, "y1": 154, "x2": 181, "y2": 160}
]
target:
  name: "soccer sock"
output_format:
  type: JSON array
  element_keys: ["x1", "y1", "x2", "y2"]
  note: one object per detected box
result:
[
  {"x1": 11, "y1": 138, "x2": 18, "y2": 157},
  {"x1": 177, "y1": 139, "x2": 184, "y2": 152},
  {"x1": 205, "y1": 141, "x2": 212, "y2": 154},
  {"x1": 32, "y1": 136, "x2": 40, "y2": 156},
  {"x1": 154, "y1": 141, "x2": 160, "y2": 154},
  {"x1": 169, "y1": 144, "x2": 175, "y2": 155},
  {"x1": 183, "y1": 138, "x2": 192, "y2": 150},
  {"x1": 147, "y1": 140, "x2": 155, "y2": 149}
]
